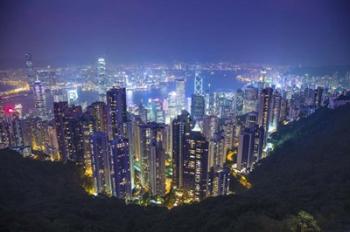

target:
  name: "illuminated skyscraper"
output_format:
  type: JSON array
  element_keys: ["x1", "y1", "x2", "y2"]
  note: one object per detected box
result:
[
  {"x1": 147, "y1": 98, "x2": 164, "y2": 123},
  {"x1": 208, "y1": 166, "x2": 230, "y2": 197},
  {"x1": 208, "y1": 133, "x2": 225, "y2": 170},
  {"x1": 25, "y1": 52, "x2": 34, "y2": 80},
  {"x1": 237, "y1": 128, "x2": 255, "y2": 171},
  {"x1": 54, "y1": 102, "x2": 83, "y2": 162},
  {"x1": 194, "y1": 70, "x2": 203, "y2": 95},
  {"x1": 107, "y1": 87, "x2": 127, "y2": 139},
  {"x1": 176, "y1": 78, "x2": 186, "y2": 112},
  {"x1": 97, "y1": 58, "x2": 106, "y2": 86},
  {"x1": 167, "y1": 91, "x2": 178, "y2": 121},
  {"x1": 87, "y1": 101, "x2": 108, "y2": 133},
  {"x1": 243, "y1": 86, "x2": 258, "y2": 114},
  {"x1": 191, "y1": 94, "x2": 205, "y2": 121},
  {"x1": 235, "y1": 89, "x2": 244, "y2": 116},
  {"x1": 184, "y1": 130, "x2": 209, "y2": 201},
  {"x1": 172, "y1": 111, "x2": 194, "y2": 189},
  {"x1": 80, "y1": 113, "x2": 96, "y2": 177},
  {"x1": 139, "y1": 122, "x2": 166, "y2": 196},
  {"x1": 110, "y1": 136, "x2": 131, "y2": 199},
  {"x1": 202, "y1": 115, "x2": 219, "y2": 141},
  {"x1": 269, "y1": 91, "x2": 282, "y2": 133},
  {"x1": 90, "y1": 132, "x2": 112, "y2": 195},
  {"x1": 4, "y1": 109, "x2": 24, "y2": 150},
  {"x1": 258, "y1": 87, "x2": 273, "y2": 140},
  {"x1": 33, "y1": 78, "x2": 47, "y2": 120}
]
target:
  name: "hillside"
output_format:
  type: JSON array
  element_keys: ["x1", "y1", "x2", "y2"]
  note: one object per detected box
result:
[{"x1": 1, "y1": 105, "x2": 350, "y2": 232}]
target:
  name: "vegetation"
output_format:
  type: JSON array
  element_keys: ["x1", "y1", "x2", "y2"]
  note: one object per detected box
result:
[{"x1": 1, "y1": 105, "x2": 350, "y2": 231}]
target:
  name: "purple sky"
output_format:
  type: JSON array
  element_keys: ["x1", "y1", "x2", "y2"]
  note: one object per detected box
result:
[{"x1": 0, "y1": 0, "x2": 349, "y2": 68}]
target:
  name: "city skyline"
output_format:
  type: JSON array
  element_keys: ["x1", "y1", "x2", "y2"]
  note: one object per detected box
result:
[{"x1": 1, "y1": 1, "x2": 350, "y2": 231}]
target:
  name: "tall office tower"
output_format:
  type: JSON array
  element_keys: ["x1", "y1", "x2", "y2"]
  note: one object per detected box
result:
[
  {"x1": 90, "y1": 132, "x2": 112, "y2": 196},
  {"x1": 97, "y1": 58, "x2": 106, "y2": 86},
  {"x1": 235, "y1": 89, "x2": 244, "y2": 116},
  {"x1": 139, "y1": 122, "x2": 166, "y2": 196},
  {"x1": 25, "y1": 52, "x2": 34, "y2": 80},
  {"x1": 148, "y1": 98, "x2": 165, "y2": 123},
  {"x1": 47, "y1": 123, "x2": 60, "y2": 161},
  {"x1": 315, "y1": 87, "x2": 324, "y2": 108},
  {"x1": 110, "y1": 136, "x2": 131, "y2": 199},
  {"x1": 237, "y1": 128, "x2": 255, "y2": 171},
  {"x1": 175, "y1": 78, "x2": 186, "y2": 112},
  {"x1": 258, "y1": 87, "x2": 273, "y2": 139},
  {"x1": 107, "y1": 87, "x2": 127, "y2": 139},
  {"x1": 243, "y1": 86, "x2": 258, "y2": 114},
  {"x1": 33, "y1": 78, "x2": 47, "y2": 120},
  {"x1": 172, "y1": 110, "x2": 194, "y2": 189},
  {"x1": 54, "y1": 102, "x2": 83, "y2": 162},
  {"x1": 269, "y1": 91, "x2": 282, "y2": 133},
  {"x1": 80, "y1": 113, "x2": 96, "y2": 177},
  {"x1": 208, "y1": 133, "x2": 225, "y2": 169},
  {"x1": 5, "y1": 110, "x2": 24, "y2": 150},
  {"x1": 44, "y1": 89, "x2": 54, "y2": 119},
  {"x1": 194, "y1": 70, "x2": 203, "y2": 95},
  {"x1": 237, "y1": 124, "x2": 263, "y2": 171},
  {"x1": 208, "y1": 166, "x2": 230, "y2": 197},
  {"x1": 184, "y1": 130, "x2": 209, "y2": 201},
  {"x1": 25, "y1": 116, "x2": 45, "y2": 152},
  {"x1": 86, "y1": 101, "x2": 108, "y2": 133},
  {"x1": 191, "y1": 94, "x2": 205, "y2": 121},
  {"x1": 67, "y1": 89, "x2": 79, "y2": 106},
  {"x1": 217, "y1": 93, "x2": 235, "y2": 118},
  {"x1": 221, "y1": 119, "x2": 235, "y2": 159},
  {"x1": 202, "y1": 115, "x2": 219, "y2": 141},
  {"x1": 167, "y1": 91, "x2": 178, "y2": 120},
  {"x1": 138, "y1": 103, "x2": 148, "y2": 123}
]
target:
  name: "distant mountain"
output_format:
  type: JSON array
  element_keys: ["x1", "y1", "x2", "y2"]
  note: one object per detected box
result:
[{"x1": 1, "y1": 105, "x2": 350, "y2": 232}]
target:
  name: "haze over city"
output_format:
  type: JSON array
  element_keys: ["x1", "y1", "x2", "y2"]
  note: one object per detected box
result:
[{"x1": 1, "y1": 0, "x2": 350, "y2": 67}]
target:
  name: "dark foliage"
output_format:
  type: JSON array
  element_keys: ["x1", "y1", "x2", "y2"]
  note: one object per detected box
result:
[{"x1": 1, "y1": 105, "x2": 350, "y2": 231}]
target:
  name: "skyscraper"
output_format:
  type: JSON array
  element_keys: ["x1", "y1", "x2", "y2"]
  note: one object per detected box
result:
[
  {"x1": 110, "y1": 136, "x2": 131, "y2": 199},
  {"x1": 167, "y1": 91, "x2": 178, "y2": 121},
  {"x1": 80, "y1": 113, "x2": 96, "y2": 176},
  {"x1": 139, "y1": 122, "x2": 166, "y2": 196},
  {"x1": 258, "y1": 87, "x2": 273, "y2": 141},
  {"x1": 25, "y1": 52, "x2": 34, "y2": 80},
  {"x1": 176, "y1": 78, "x2": 186, "y2": 112},
  {"x1": 33, "y1": 78, "x2": 47, "y2": 120},
  {"x1": 237, "y1": 128, "x2": 255, "y2": 171},
  {"x1": 269, "y1": 91, "x2": 282, "y2": 133},
  {"x1": 3, "y1": 109, "x2": 24, "y2": 151},
  {"x1": 91, "y1": 132, "x2": 112, "y2": 195},
  {"x1": 172, "y1": 110, "x2": 194, "y2": 189},
  {"x1": 54, "y1": 102, "x2": 83, "y2": 162},
  {"x1": 107, "y1": 87, "x2": 127, "y2": 139},
  {"x1": 86, "y1": 101, "x2": 108, "y2": 133},
  {"x1": 97, "y1": 58, "x2": 106, "y2": 86},
  {"x1": 191, "y1": 94, "x2": 205, "y2": 121},
  {"x1": 208, "y1": 166, "x2": 231, "y2": 197},
  {"x1": 243, "y1": 86, "x2": 258, "y2": 114},
  {"x1": 184, "y1": 130, "x2": 209, "y2": 201},
  {"x1": 194, "y1": 70, "x2": 203, "y2": 96}
]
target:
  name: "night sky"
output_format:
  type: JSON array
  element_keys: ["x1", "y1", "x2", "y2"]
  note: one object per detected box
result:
[{"x1": 0, "y1": 0, "x2": 349, "y2": 68}]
